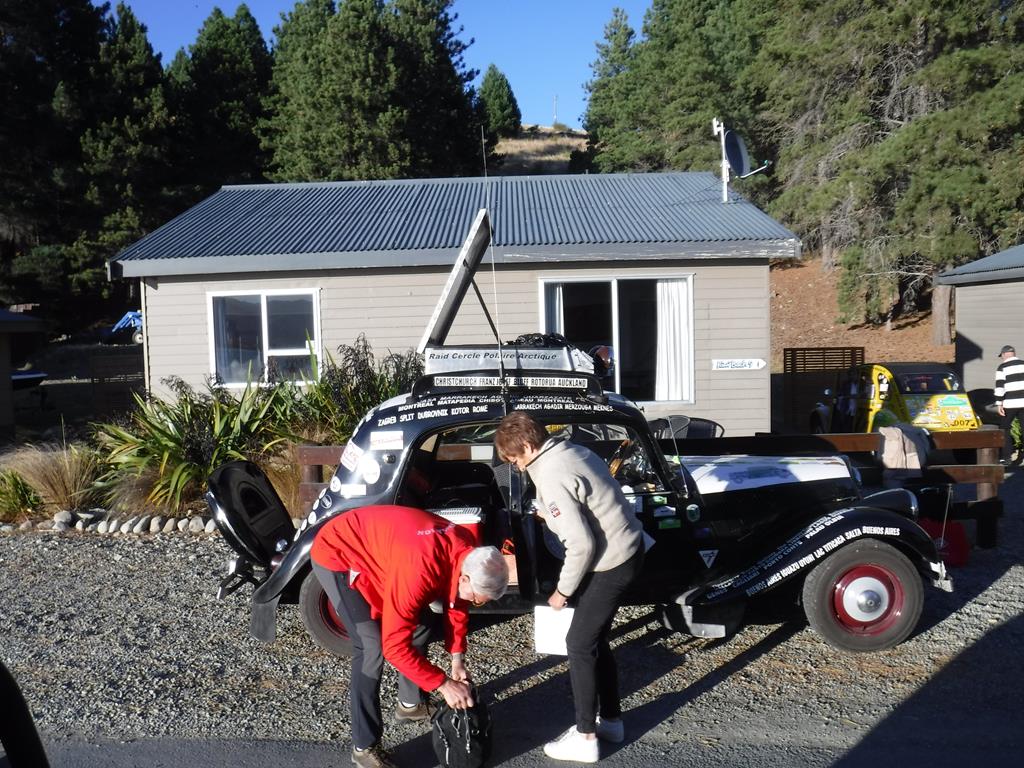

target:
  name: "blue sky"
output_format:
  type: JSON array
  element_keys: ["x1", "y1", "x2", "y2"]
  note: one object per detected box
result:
[{"x1": 104, "y1": 0, "x2": 652, "y2": 130}]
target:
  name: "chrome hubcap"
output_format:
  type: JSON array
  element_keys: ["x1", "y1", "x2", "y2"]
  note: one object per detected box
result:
[{"x1": 841, "y1": 576, "x2": 890, "y2": 621}]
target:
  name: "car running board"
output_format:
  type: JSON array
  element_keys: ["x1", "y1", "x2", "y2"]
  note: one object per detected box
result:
[{"x1": 660, "y1": 588, "x2": 745, "y2": 639}]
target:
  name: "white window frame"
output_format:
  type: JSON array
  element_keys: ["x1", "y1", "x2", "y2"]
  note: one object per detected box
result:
[
  {"x1": 206, "y1": 288, "x2": 322, "y2": 387},
  {"x1": 537, "y1": 274, "x2": 695, "y2": 405}
]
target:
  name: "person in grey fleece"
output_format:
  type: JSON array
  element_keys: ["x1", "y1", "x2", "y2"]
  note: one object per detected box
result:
[{"x1": 495, "y1": 411, "x2": 645, "y2": 764}]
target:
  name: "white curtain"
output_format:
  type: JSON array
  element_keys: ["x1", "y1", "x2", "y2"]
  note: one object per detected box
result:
[
  {"x1": 655, "y1": 279, "x2": 689, "y2": 401},
  {"x1": 544, "y1": 283, "x2": 564, "y2": 335}
]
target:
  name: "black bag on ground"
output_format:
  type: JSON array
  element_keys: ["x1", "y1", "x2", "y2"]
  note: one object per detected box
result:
[{"x1": 430, "y1": 691, "x2": 491, "y2": 768}]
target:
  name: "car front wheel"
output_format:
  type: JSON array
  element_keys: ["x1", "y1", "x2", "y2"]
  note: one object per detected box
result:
[
  {"x1": 801, "y1": 539, "x2": 923, "y2": 652},
  {"x1": 298, "y1": 570, "x2": 353, "y2": 658}
]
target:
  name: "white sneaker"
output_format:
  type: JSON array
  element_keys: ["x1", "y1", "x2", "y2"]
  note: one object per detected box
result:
[
  {"x1": 595, "y1": 716, "x2": 624, "y2": 743},
  {"x1": 543, "y1": 726, "x2": 599, "y2": 763}
]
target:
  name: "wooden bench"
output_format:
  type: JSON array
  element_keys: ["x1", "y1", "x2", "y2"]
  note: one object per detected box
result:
[{"x1": 295, "y1": 444, "x2": 344, "y2": 505}]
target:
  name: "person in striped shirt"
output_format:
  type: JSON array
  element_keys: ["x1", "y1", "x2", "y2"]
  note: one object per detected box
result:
[{"x1": 994, "y1": 344, "x2": 1024, "y2": 464}]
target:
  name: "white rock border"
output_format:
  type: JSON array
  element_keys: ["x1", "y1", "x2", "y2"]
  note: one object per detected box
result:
[{"x1": 0, "y1": 509, "x2": 305, "y2": 536}]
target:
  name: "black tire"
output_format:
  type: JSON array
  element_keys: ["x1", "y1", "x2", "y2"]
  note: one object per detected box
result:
[
  {"x1": 802, "y1": 539, "x2": 923, "y2": 652},
  {"x1": 298, "y1": 570, "x2": 353, "y2": 657},
  {"x1": 132, "y1": 330, "x2": 144, "y2": 344}
]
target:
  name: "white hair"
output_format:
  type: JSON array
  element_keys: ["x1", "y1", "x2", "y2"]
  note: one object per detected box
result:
[{"x1": 462, "y1": 546, "x2": 509, "y2": 601}]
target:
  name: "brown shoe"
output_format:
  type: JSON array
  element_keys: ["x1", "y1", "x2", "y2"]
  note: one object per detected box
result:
[
  {"x1": 351, "y1": 744, "x2": 398, "y2": 768},
  {"x1": 395, "y1": 699, "x2": 436, "y2": 722}
]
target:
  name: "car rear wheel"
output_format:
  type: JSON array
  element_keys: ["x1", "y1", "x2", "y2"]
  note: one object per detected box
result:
[
  {"x1": 299, "y1": 570, "x2": 353, "y2": 658},
  {"x1": 802, "y1": 539, "x2": 923, "y2": 652}
]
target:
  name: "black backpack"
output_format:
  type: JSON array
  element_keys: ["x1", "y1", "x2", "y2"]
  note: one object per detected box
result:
[{"x1": 430, "y1": 693, "x2": 492, "y2": 768}]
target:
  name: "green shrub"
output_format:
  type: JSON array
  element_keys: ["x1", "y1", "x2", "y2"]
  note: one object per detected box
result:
[
  {"x1": 0, "y1": 470, "x2": 42, "y2": 522},
  {"x1": 91, "y1": 336, "x2": 423, "y2": 514},
  {"x1": 287, "y1": 335, "x2": 423, "y2": 445}
]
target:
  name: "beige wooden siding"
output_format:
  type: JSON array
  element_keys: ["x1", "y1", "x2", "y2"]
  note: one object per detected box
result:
[
  {"x1": 954, "y1": 282, "x2": 1024, "y2": 395},
  {"x1": 142, "y1": 259, "x2": 771, "y2": 435}
]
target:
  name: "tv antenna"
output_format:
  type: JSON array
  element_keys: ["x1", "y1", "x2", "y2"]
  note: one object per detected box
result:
[{"x1": 712, "y1": 117, "x2": 770, "y2": 203}]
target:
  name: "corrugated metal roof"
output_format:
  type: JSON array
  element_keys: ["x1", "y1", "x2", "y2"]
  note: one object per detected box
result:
[
  {"x1": 936, "y1": 243, "x2": 1024, "y2": 286},
  {"x1": 112, "y1": 172, "x2": 800, "y2": 277}
]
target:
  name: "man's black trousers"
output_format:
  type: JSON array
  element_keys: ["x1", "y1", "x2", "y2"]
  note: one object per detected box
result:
[{"x1": 312, "y1": 562, "x2": 436, "y2": 750}]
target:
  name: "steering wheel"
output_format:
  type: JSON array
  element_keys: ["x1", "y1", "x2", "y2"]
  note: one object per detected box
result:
[{"x1": 607, "y1": 438, "x2": 637, "y2": 479}]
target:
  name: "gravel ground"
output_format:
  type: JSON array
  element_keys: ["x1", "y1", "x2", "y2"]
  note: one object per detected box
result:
[{"x1": 1, "y1": 470, "x2": 1022, "y2": 768}]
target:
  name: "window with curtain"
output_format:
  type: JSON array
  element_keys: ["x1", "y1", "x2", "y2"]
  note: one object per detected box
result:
[
  {"x1": 210, "y1": 291, "x2": 318, "y2": 385},
  {"x1": 542, "y1": 277, "x2": 692, "y2": 402}
]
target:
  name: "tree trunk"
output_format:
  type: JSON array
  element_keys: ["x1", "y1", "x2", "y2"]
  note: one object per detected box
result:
[{"x1": 932, "y1": 282, "x2": 952, "y2": 345}]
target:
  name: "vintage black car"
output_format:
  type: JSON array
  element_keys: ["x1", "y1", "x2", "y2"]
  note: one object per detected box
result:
[
  {"x1": 207, "y1": 358, "x2": 952, "y2": 656},
  {"x1": 206, "y1": 210, "x2": 951, "y2": 657}
]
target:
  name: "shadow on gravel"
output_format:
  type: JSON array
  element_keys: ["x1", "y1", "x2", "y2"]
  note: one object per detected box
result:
[
  {"x1": 617, "y1": 623, "x2": 802, "y2": 756},
  {"x1": 833, "y1": 613, "x2": 1024, "y2": 768},
  {"x1": 396, "y1": 614, "x2": 800, "y2": 765}
]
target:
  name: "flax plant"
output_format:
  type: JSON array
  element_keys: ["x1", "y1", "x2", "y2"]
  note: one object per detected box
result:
[
  {"x1": 0, "y1": 469, "x2": 42, "y2": 522},
  {"x1": 94, "y1": 377, "x2": 293, "y2": 513}
]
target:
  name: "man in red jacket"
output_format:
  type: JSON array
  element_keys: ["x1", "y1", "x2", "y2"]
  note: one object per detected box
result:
[{"x1": 311, "y1": 505, "x2": 509, "y2": 768}]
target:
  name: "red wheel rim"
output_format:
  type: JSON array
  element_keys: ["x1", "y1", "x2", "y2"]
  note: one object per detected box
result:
[
  {"x1": 831, "y1": 563, "x2": 905, "y2": 636},
  {"x1": 319, "y1": 593, "x2": 351, "y2": 641}
]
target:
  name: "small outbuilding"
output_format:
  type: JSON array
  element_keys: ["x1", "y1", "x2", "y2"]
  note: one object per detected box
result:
[
  {"x1": 936, "y1": 243, "x2": 1024, "y2": 412},
  {"x1": 0, "y1": 309, "x2": 46, "y2": 440},
  {"x1": 109, "y1": 172, "x2": 800, "y2": 435}
]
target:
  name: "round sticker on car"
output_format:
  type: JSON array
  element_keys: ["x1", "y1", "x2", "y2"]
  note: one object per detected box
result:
[{"x1": 359, "y1": 457, "x2": 381, "y2": 485}]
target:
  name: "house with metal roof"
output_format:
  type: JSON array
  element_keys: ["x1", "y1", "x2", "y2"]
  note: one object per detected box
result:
[
  {"x1": 109, "y1": 171, "x2": 800, "y2": 435},
  {"x1": 937, "y1": 243, "x2": 1024, "y2": 403}
]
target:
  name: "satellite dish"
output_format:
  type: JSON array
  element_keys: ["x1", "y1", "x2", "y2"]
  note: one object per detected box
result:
[
  {"x1": 711, "y1": 117, "x2": 771, "y2": 202},
  {"x1": 724, "y1": 130, "x2": 751, "y2": 177}
]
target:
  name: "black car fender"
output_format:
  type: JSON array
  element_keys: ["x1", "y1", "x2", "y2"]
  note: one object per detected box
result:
[
  {"x1": 249, "y1": 513, "x2": 341, "y2": 643},
  {"x1": 690, "y1": 506, "x2": 950, "y2": 607}
]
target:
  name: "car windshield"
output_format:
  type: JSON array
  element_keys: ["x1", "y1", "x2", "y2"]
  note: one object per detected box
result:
[{"x1": 895, "y1": 372, "x2": 963, "y2": 394}]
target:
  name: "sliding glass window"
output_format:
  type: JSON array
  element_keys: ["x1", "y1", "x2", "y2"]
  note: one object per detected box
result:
[{"x1": 542, "y1": 276, "x2": 692, "y2": 402}]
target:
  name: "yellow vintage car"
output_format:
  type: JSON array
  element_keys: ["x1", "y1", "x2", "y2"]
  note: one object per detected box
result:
[{"x1": 811, "y1": 362, "x2": 980, "y2": 434}]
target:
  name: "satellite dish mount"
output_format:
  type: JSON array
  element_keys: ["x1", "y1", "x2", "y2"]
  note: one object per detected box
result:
[{"x1": 712, "y1": 117, "x2": 770, "y2": 203}]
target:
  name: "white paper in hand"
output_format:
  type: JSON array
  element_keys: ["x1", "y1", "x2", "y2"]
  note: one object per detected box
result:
[{"x1": 534, "y1": 605, "x2": 575, "y2": 655}]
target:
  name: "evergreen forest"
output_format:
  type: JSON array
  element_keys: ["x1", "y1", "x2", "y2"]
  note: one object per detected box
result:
[
  {"x1": 2, "y1": 0, "x2": 1022, "y2": 334},
  {"x1": 579, "y1": 0, "x2": 1024, "y2": 322}
]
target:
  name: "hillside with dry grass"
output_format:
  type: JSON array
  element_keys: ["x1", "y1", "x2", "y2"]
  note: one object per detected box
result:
[{"x1": 494, "y1": 126, "x2": 587, "y2": 175}]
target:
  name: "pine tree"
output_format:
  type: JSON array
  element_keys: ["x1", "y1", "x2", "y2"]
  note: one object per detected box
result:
[
  {"x1": 0, "y1": 0, "x2": 106, "y2": 249},
  {"x1": 386, "y1": 0, "x2": 483, "y2": 177},
  {"x1": 64, "y1": 3, "x2": 173, "y2": 300},
  {"x1": 578, "y1": 7, "x2": 654, "y2": 172},
  {"x1": 313, "y1": 0, "x2": 410, "y2": 179},
  {"x1": 261, "y1": 0, "x2": 336, "y2": 181},
  {"x1": 262, "y1": 0, "x2": 482, "y2": 180},
  {"x1": 0, "y1": 0, "x2": 106, "y2": 310},
  {"x1": 479, "y1": 64, "x2": 521, "y2": 138},
  {"x1": 753, "y1": 0, "x2": 1024, "y2": 320},
  {"x1": 167, "y1": 4, "x2": 273, "y2": 194}
]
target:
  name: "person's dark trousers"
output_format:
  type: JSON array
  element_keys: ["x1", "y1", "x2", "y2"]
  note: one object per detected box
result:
[
  {"x1": 999, "y1": 407, "x2": 1024, "y2": 461},
  {"x1": 565, "y1": 549, "x2": 644, "y2": 735},
  {"x1": 312, "y1": 562, "x2": 436, "y2": 750}
]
